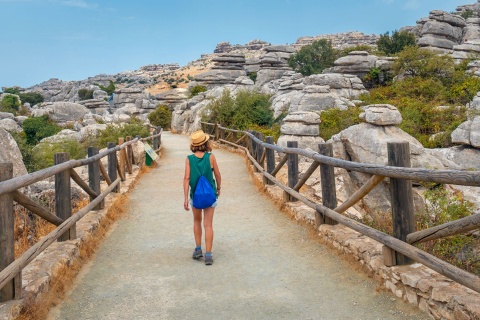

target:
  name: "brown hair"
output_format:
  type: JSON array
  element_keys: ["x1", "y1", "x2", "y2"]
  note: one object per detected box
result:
[{"x1": 190, "y1": 140, "x2": 212, "y2": 153}]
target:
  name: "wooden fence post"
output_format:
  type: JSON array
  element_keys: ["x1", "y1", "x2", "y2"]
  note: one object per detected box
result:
[
  {"x1": 55, "y1": 153, "x2": 75, "y2": 241},
  {"x1": 388, "y1": 142, "x2": 415, "y2": 265},
  {"x1": 126, "y1": 136, "x2": 133, "y2": 167},
  {"x1": 0, "y1": 163, "x2": 18, "y2": 302},
  {"x1": 318, "y1": 143, "x2": 337, "y2": 225},
  {"x1": 284, "y1": 141, "x2": 298, "y2": 202},
  {"x1": 118, "y1": 138, "x2": 126, "y2": 181},
  {"x1": 264, "y1": 136, "x2": 275, "y2": 186},
  {"x1": 88, "y1": 147, "x2": 104, "y2": 210},
  {"x1": 232, "y1": 125, "x2": 237, "y2": 142},
  {"x1": 257, "y1": 132, "x2": 264, "y2": 166},
  {"x1": 108, "y1": 142, "x2": 119, "y2": 192}
]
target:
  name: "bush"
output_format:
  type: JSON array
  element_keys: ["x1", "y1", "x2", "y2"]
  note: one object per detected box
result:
[
  {"x1": 2, "y1": 87, "x2": 20, "y2": 94},
  {"x1": 22, "y1": 115, "x2": 62, "y2": 145},
  {"x1": 319, "y1": 106, "x2": 363, "y2": 141},
  {"x1": 31, "y1": 139, "x2": 87, "y2": 171},
  {"x1": 97, "y1": 80, "x2": 115, "y2": 96},
  {"x1": 393, "y1": 46, "x2": 455, "y2": 79},
  {"x1": 189, "y1": 85, "x2": 207, "y2": 97},
  {"x1": 417, "y1": 185, "x2": 478, "y2": 274},
  {"x1": 202, "y1": 90, "x2": 273, "y2": 130},
  {"x1": 247, "y1": 71, "x2": 257, "y2": 82},
  {"x1": 288, "y1": 39, "x2": 338, "y2": 76},
  {"x1": 0, "y1": 95, "x2": 20, "y2": 113},
  {"x1": 78, "y1": 89, "x2": 94, "y2": 100},
  {"x1": 460, "y1": 9, "x2": 475, "y2": 20},
  {"x1": 18, "y1": 92, "x2": 44, "y2": 106},
  {"x1": 148, "y1": 105, "x2": 172, "y2": 129},
  {"x1": 93, "y1": 118, "x2": 150, "y2": 149},
  {"x1": 377, "y1": 30, "x2": 416, "y2": 55}
]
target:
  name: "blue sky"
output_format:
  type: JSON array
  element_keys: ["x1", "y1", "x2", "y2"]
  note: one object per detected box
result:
[{"x1": 0, "y1": 0, "x2": 471, "y2": 88}]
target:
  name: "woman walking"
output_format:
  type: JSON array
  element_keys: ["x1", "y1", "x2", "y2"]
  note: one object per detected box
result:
[{"x1": 183, "y1": 130, "x2": 221, "y2": 265}]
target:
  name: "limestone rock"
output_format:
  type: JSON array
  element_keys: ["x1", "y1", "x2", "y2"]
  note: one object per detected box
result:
[
  {"x1": 0, "y1": 128, "x2": 28, "y2": 177},
  {"x1": 0, "y1": 118, "x2": 22, "y2": 132},
  {"x1": 38, "y1": 102, "x2": 90, "y2": 124},
  {"x1": 79, "y1": 124, "x2": 107, "y2": 142},
  {"x1": 451, "y1": 120, "x2": 472, "y2": 145},
  {"x1": 0, "y1": 112, "x2": 15, "y2": 120},
  {"x1": 333, "y1": 51, "x2": 378, "y2": 79},
  {"x1": 277, "y1": 135, "x2": 325, "y2": 151},
  {"x1": 430, "y1": 146, "x2": 480, "y2": 171},
  {"x1": 360, "y1": 104, "x2": 402, "y2": 126},
  {"x1": 40, "y1": 129, "x2": 81, "y2": 143}
]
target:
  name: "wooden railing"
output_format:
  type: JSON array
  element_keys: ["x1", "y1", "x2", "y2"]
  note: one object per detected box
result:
[
  {"x1": 202, "y1": 121, "x2": 480, "y2": 293},
  {"x1": 0, "y1": 127, "x2": 163, "y2": 302}
]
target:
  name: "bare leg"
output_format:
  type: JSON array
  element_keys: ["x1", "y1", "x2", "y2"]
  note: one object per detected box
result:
[
  {"x1": 192, "y1": 207, "x2": 202, "y2": 247},
  {"x1": 203, "y1": 207, "x2": 215, "y2": 252}
]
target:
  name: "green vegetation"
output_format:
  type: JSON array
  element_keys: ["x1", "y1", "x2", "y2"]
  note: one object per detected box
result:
[
  {"x1": 190, "y1": 85, "x2": 207, "y2": 97},
  {"x1": 417, "y1": 185, "x2": 479, "y2": 274},
  {"x1": 78, "y1": 89, "x2": 94, "y2": 100},
  {"x1": 97, "y1": 80, "x2": 116, "y2": 95},
  {"x1": 92, "y1": 118, "x2": 150, "y2": 149},
  {"x1": 202, "y1": 90, "x2": 274, "y2": 130},
  {"x1": 376, "y1": 30, "x2": 416, "y2": 56},
  {"x1": 247, "y1": 71, "x2": 257, "y2": 83},
  {"x1": 22, "y1": 115, "x2": 62, "y2": 145},
  {"x1": 361, "y1": 46, "x2": 480, "y2": 148},
  {"x1": 460, "y1": 9, "x2": 475, "y2": 20},
  {"x1": 148, "y1": 104, "x2": 172, "y2": 129},
  {"x1": 319, "y1": 106, "x2": 364, "y2": 141},
  {"x1": 2, "y1": 87, "x2": 20, "y2": 94},
  {"x1": 1, "y1": 94, "x2": 21, "y2": 113},
  {"x1": 18, "y1": 92, "x2": 44, "y2": 106},
  {"x1": 31, "y1": 139, "x2": 87, "y2": 171},
  {"x1": 288, "y1": 39, "x2": 337, "y2": 76}
]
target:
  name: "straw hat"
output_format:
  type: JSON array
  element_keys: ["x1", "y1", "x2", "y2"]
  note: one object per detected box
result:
[{"x1": 190, "y1": 130, "x2": 210, "y2": 146}]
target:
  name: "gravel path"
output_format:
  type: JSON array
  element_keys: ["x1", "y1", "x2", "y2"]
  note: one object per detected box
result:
[{"x1": 49, "y1": 132, "x2": 428, "y2": 320}]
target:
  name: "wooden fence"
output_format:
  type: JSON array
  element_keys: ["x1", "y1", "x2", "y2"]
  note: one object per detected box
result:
[
  {"x1": 202, "y1": 121, "x2": 480, "y2": 294},
  {"x1": 0, "y1": 127, "x2": 163, "y2": 302}
]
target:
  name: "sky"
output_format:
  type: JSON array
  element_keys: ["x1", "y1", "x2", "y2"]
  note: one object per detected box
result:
[{"x1": 0, "y1": 0, "x2": 473, "y2": 88}]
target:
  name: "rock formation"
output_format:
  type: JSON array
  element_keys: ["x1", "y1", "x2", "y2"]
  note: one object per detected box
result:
[
  {"x1": 255, "y1": 46, "x2": 295, "y2": 87},
  {"x1": 294, "y1": 32, "x2": 379, "y2": 50},
  {"x1": 0, "y1": 128, "x2": 28, "y2": 177},
  {"x1": 194, "y1": 54, "x2": 247, "y2": 89},
  {"x1": 277, "y1": 111, "x2": 324, "y2": 151}
]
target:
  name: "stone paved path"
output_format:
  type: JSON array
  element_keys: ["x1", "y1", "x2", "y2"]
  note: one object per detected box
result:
[{"x1": 49, "y1": 132, "x2": 428, "y2": 320}]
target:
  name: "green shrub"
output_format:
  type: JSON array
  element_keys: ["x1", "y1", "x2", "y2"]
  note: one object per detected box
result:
[
  {"x1": 417, "y1": 185, "x2": 478, "y2": 274},
  {"x1": 10, "y1": 131, "x2": 35, "y2": 172},
  {"x1": 189, "y1": 85, "x2": 207, "y2": 97},
  {"x1": 2, "y1": 87, "x2": 20, "y2": 94},
  {"x1": 78, "y1": 89, "x2": 94, "y2": 100},
  {"x1": 460, "y1": 9, "x2": 475, "y2": 20},
  {"x1": 247, "y1": 71, "x2": 257, "y2": 82},
  {"x1": 31, "y1": 139, "x2": 87, "y2": 171},
  {"x1": 96, "y1": 80, "x2": 115, "y2": 95},
  {"x1": 203, "y1": 90, "x2": 273, "y2": 130},
  {"x1": 0, "y1": 95, "x2": 20, "y2": 113},
  {"x1": 339, "y1": 45, "x2": 379, "y2": 56},
  {"x1": 148, "y1": 105, "x2": 172, "y2": 129},
  {"x1": 22, "y1": 115, "x2": 62, "y2": 145},
  {"x1": 288, "y1": 39, "x2": 338, "y2": 76},
  {"x1": 377, "y1": 30, "x2": 416, "y2": 56},
  {"x1": 93, "y1": 118, "x2": 150, "y2": 149},
  {"x1": 319, "y1": 106, "x2": 363, "y2": 141},
  {"x1": 393, "y1": 46, "x2": 455, "y2": 79},
  {"x1": 250, "y1": 124, "x2": 281, "y2": 142},
  {"x1": 18, "y1": 92, "x2": 44, "y2": 106}
]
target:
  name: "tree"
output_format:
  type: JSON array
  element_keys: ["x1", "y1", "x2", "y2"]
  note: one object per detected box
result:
[
  {"x1": 148, "y1": 105, "x2": 172, "y2": 129},
  {"x1": 97, "y1": 80, "x2": 115, "y2": 95},
  {"x1": 18, "y1": 92, "x2": 44, "y2": 106},
  {"x1": 288, "y1": 39, "x2": 338, "y2": 76},
  {"x1": 377, "y1": 30, "x2": 416, "y2": 55},
  {"x1": 393, "y1": 46, "x2": 455, "y2": 79},
  {"x1": 78, "y1": 88, "x2": 94, "y2": 100},
  {"x1": 0, "y1": 95, "x2": 20, "y2": 113}
]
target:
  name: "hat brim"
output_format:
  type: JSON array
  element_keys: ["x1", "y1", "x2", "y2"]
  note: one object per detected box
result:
[{"x1": 191, "y1": 134, "x2": 210, "y2": 146}]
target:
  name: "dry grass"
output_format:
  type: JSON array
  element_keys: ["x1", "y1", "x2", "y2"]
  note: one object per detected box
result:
[{"x1": 145, "y1": 65, "x2": 211, "y2": 95}]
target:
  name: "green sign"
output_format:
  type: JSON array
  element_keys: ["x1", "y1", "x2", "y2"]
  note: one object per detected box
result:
[{"x1": 144, "y1": 142, "x2": 158, "y2": 160}]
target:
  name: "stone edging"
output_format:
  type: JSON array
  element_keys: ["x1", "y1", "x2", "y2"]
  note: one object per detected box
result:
[
  {"x1": 0, "y1": 165, "x2": 144, "y2": 320},
  {"x1": 230, "y1": 141, "x2": 480, "y2": 320}
]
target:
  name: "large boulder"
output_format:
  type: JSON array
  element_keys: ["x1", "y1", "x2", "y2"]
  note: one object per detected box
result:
[
  {"x1": 432, "y1": 146, "x2": 480, "y2": 171},
  {"x1": 277, "y1": 111, "x2": 324, "y2": 150},
  {"x1": 332, "y1": 51, "x2": 378, "y2": 79},
  {"x1": 0, "y1": 118, "x2": 22, "y2": 132},
  {"x1": 36, "y1": 102, "x2": 90, "y2": 124},
  {"x1": 451, "y1": 116, "x2": 480, "y2": 148},
  {"x1": 40, "y1": 129, "x2": 82, "y2": 143},
  {"x1": 0, "y1": 128, "x2": 28, "y2": 177},
  {"x1": 360, "y1": 104, "x2": 402, "y2": 126}
]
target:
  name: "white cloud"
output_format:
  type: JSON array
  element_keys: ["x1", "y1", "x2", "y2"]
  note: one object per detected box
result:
[{"x1": 403, "y1": 0, "x2": 420, "y2": 10}]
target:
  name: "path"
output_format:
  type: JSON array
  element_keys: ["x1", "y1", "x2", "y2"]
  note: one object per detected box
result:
[{"x1": 49, "y1": 132, "x2": 428, "y2": 320}]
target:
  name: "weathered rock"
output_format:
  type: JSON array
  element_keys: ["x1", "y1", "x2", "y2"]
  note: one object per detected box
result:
[
  {"x1": 277, "y1": 135, "x2": 325, "y2": 151},
  {"x1": 37, "y1": 102, "x2": 90, "y2": 124},
  {"x1": 0, "y1": 128, "x2": 28, "y2": 177},
  {"x1": 234, "y1": 76, "x2": 255, "y2": 85},
  {"x1": 360, "y1": 104, "x2": 402, "y2": 126},
  {"x1": 14, "y1": 116, "x2": 28, "y2": 125},
  {"x1": 332, "y1": 51, "x2": 378, "y2": 78},
  {"x1": 40, "y1": 129, "x2": 82, "y2": 143},
  {"x1": 0, "y1": 118, "x2": 22, "y2": 132},
  {"x1": 431, "y1": 146, "x2": 480, "y2": 171},
  {"x1": 79, "y1": 124, "x2": 107, "y2": 142},
  {"x1": 113, "y1": 105, "x2": 141, "y2": 117},
  {"x1": 0, "y1": 112, "x2": 15, "y2": 120},
  {"x1": 194, "y1": 69, "x2": 246, "y2": 87},
  {"x1": 451, "y1": 120, "x2": 472, "y2": 145}
]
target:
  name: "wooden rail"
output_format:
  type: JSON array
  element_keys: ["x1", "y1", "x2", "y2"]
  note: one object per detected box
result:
[
  {"x1": 0, "y1": 127, "x2": 163, "y2": 302},
  {"x1": 202, "y1": 121, "x2": 480, "y2": 294}
]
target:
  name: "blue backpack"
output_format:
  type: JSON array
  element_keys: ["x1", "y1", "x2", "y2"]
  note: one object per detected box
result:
[{"x1": 192, "y1": 157, "x2": 216, "y2": 209}]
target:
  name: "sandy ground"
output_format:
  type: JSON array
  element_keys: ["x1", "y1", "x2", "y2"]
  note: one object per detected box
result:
[{"x1": 49, "y1": 132, "x2": 429, "y2": 320}]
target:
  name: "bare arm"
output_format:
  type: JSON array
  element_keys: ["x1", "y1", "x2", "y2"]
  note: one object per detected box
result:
[
  {"x1": 184, "y1": 157, "x2": 190, "y2": 211},
  {"x1": 211, "y1": 154, "x2": 222, "y2": 197}
]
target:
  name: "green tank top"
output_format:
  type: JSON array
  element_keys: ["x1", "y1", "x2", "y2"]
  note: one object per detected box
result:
[{"x1": 188, "y1": 153, "x2": 217, "y2": 199}]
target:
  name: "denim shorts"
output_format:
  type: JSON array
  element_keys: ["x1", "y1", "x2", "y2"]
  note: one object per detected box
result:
[{"x1": 190, "y1": 199, "x2": 218, "y2": 208}]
